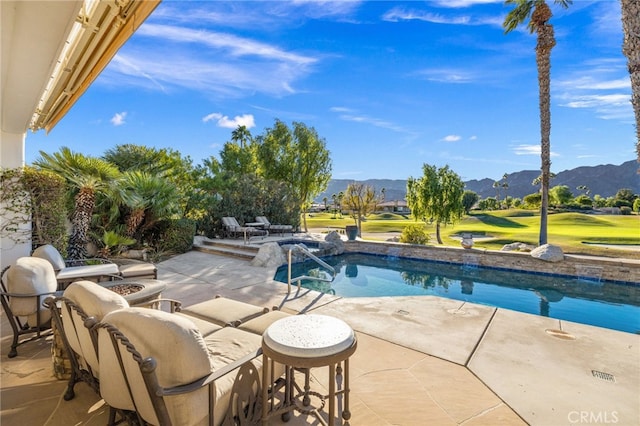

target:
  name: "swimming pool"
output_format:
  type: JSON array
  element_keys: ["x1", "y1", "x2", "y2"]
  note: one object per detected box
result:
[{"x1": 274, "y1": 253, "x2": 640, "y2": 334}]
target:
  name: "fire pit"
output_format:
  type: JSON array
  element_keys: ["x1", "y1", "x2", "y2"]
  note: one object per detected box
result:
[{"x1": 102, "y1": 278, "x2": 167, "y2": 306}]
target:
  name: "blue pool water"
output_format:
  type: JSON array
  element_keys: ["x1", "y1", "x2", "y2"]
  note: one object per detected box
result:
[{"x1": 274, "y1": 253, "x2": 640, "y2": 334}]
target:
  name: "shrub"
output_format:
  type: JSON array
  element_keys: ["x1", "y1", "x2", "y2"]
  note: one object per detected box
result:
[
  {"x1": 400, "y1": 223, "x2": 430, "y2": 245},
  {"x1": 620, "y1": 206, "x2": 632, "y2": 215},
  {"x1": 148, "y1": 218, "x2": 196, "y2": 256}
]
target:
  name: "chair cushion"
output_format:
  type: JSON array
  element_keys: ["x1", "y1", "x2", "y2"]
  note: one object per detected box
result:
[
  {"x1": 6, "y1": 257, "x2": 57, "y2": 322},
  {"x1": 32, "y1": 244, "x2": 66, "y2": 271},
  {"x1": 238, "y1": 310, "x2": 291, "y2": 335},
  {"x1": 175, "y1": 312, "x2": 223, "y2": 337},
  {"x1": 118, "y1": 262, "x2": 157, "y2": 279},
  {"x1": 180, "y1": 297, "x2": 268, "y2": 327},
  {"x1": 99, "y1": 308, "x2": 213, "y2": 426},
  {"x1": 55, "y1": 263, "x2": 119, "y2": 280},
  {"x1": 62, "y1": 281, "x2": 129, "y2": 373}
]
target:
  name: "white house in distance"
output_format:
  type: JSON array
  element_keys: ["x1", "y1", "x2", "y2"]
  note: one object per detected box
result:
[{"x1": 1, "y1": 0, "x2": 160, "y2": 270}]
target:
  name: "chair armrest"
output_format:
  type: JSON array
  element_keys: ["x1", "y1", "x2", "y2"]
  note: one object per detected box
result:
[
  {"x1": 136, "y1": 298, "x2": 182, "y2": 312},
  {"x1": 159, "y1": 348, "x2": 262, "y2": 396},
  {"x1": 1, "y1": 289, "x2": 61, "y2": 299}
]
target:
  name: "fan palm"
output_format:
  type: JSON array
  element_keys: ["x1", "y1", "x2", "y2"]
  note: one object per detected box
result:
[
  {"x1": 504, "y1": 0, "x2": 571, "y2": 245},
  {"x1": 34, "y1": 147, "x2": 121, "y2": 259},
  {"x1": 120, "y1": 171, "x2": 180, "y2": 238}
]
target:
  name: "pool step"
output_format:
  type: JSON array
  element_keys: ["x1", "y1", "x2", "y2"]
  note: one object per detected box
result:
[{"x1": 194, "y1": 239, "x2": 259, "y2": 260}]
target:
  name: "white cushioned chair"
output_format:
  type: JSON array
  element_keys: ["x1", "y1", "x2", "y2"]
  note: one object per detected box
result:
[
  {"x1": 32, "y1": 244, "x2": 120, "y2": 289},
  {"x1": 0, "y1": 257, "x2": 59, "y2": 358},
  {"x1": 49, "y1": 280, "x2": 129, "y2": 400},
  {"x1": 255, "y1": 216, "x2": 294, "y2": 235},
  {"x1": 97, "y1": 308, "x2": 268, "y2": 426}
]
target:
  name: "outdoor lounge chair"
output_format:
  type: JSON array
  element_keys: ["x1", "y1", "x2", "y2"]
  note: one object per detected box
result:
[
  {"x1": 256, "y1": 216, "x2": 294, "y2": 235},
  {"x1": 32, "y1": 244, "x2": 120, "y2": 289},
  {"x1": 222, "y1": 217, "x2": 266, "y2": 242},
  {"x1": 47, "y1": 280, "x2": 129, "y2": 400},
  {"x1": 96, "y1": 307, "x2": 270, "y2": 426},
  {"x1": 0, "y1": 257, "x2": 59, "y2": 358}
]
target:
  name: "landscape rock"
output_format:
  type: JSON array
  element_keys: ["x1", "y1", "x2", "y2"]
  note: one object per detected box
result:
[
  {"x1": 322, "y1": 232, "x2": 345, "y2": 255},
  {"x1": 501, "y1": 242, "x2": 535, "y2": 252},
  {"x1": 530, "y1": 244, "x2": 564, "y2": 262},
  {"x1": 250, "y1": 242, "x2": 286, "y2": 268}
]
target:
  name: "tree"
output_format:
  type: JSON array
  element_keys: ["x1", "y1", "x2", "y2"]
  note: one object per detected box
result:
[
  {"x1": 257, "y1": 120, "x2": 332, "y2": 232},
  {"x1": 342, "y1": 183, "x2": 383, "y2": 237},
  {"x1": 34, "y1": 147, "x2": 121, "y2": 259},
  {"x1": 504, "y1": 0, "x2": 571, "y2": 246},
  {"x1": 406, "y1": 164, "x2": 465, "y2": 244},
  {"x1": 462, "y1": 190, "x2": 479, "y2": 214},
  {"x1": 549, "y1": 185, "x2": 573, "y2": 206},
  {"x1": 620, "y1": 0, "x2": 640, "y2": 161}
]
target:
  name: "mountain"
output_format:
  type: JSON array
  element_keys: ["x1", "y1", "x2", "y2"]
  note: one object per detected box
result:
[{"x1": 315, "y1": 160, "x2": 639, "y2": 202}]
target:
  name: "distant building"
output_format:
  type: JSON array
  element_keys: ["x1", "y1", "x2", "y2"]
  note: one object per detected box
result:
[{"x1": 378, "y1": 200, "x2": 410, "y2": 214}]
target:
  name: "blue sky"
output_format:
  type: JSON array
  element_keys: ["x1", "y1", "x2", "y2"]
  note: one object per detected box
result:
[{"x1": 25, "y1": 0, "x2": 635, "y2": 181}]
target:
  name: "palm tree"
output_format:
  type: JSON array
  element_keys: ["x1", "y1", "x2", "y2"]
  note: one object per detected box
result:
[
  {"x1": 231, "y1": 125, "x2": 252, "y2": 149},
  {"x1": 504, "y1": 0, "x2": 571, "y2": 245},
  {"x1": 34, "y1": 147, "x2": 121, "y2": 259},
  {"x1": 620, "y1": 0, "x2": 640, "y2": 163},
  {"x1": 121, "y1": 171, "x2": 180, "y2": 238}
]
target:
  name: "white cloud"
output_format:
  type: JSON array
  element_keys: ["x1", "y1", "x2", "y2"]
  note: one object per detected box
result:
[
  {"x1": 111, "y1": 112, "x2": 127, "y2": 126},
  {"x1": 469, "y1": 135, "x2": 478, "y2": 141},
  {"x1": 512, "y1": 144, "x2": 559, "y2": 157},
  {"x1": 442, "y1": 135, "x2": 462, "y2": 142},
  {"x1": 102, "y1": 23, "x2": 318, "y2": 98},
  {"x1": 413, "y1": 68, "x2": 476, "y2": 84},
  {"x1": 203, "y1": 113, "x2": 255, "y2": 129},
  {"x1": 382, "y1": 6, "x2": 502, "y2": 27},
  {"x1": 431, "y1": 0, "x2": 502, "y2": 7}
]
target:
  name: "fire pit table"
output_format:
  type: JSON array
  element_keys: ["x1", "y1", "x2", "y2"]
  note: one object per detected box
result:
[{"x1": 101, "y1": 278, "x2": 167, "y2": 306}]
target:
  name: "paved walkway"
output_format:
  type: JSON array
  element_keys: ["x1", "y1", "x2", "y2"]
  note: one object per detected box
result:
[{"x1": 1, "y1": 248, "x2": 638, "y2": 425}]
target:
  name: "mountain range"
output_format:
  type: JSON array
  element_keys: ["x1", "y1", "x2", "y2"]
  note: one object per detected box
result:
[{"x1": 315, "y1": 160, "x2": 639, "y2": 203}]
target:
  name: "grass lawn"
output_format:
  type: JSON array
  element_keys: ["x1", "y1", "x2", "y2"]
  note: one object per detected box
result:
[{"x1": 305, "y1": 210, "x2": 640, "y2": 259}]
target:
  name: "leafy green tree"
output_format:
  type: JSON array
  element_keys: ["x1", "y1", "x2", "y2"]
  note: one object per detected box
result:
[
  {"x1": 614, "y1": 188, "x2": 636, "y2": 206},
  {"x1": 633, "y1": 198, "x2": 640, "y2": 213},
  {"x1": 478, "y1": 197, "x2": 499, "y2": 211},
  {"x1": 523, "y1": 192, "x2": 542, "y2": 209},
  {"x1": 34, "y1": 147, "x2": 121, "y2": 259},
  {"x1": 574, "y1": 194, "x2": 593, "y2": 207},
  {"x1": 257, "y1": 120, "x2": 332, "y2": 232},
  {"x1": 342, "y1": 183, "x2": 383, "y2": 237},
  {"x1": 406, "y1": 164, "x2": 465, "y2": 244},
  {"x1": 593, "y1": 194, "x2": 607, "y2": 208},
  {"x1": 462, "y1": 190, "x2": 479, "y2": 214},
  {"x1": 549, "y1": 185, "x2": 573, "y2": 206},
  {"x1": 504, "y1": 0, "x2": 571, "y2": 245}
]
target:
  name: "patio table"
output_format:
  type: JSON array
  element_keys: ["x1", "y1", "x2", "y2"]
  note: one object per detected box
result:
[{"x1": 261, "y1": 314, "x2": 357, "y2": 426}]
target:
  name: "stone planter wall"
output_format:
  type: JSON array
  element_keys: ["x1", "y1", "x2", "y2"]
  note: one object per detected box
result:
[{"x1": 344, "y1": 241, "x2": 640, "y2": 284}]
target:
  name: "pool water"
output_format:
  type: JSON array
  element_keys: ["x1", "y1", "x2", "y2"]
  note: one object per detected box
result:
[{"x1": 274, "y1": 253, "x2": 640, "y2": 334}]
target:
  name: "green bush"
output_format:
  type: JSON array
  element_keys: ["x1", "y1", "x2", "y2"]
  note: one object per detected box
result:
[
  {"x1": 400, "y1": 223, "x2": 430, "y2": 245},
  {"x1": 620, "y1": 206, "x2": 632, "y2": 215},
  {"x1": 149, "y1": 218, "x2": 196, "y2": 256}
]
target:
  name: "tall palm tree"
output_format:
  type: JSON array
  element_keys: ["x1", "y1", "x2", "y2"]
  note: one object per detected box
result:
[
  {"x1": 504, "y1": 0, "x2": 571, "y2": 246},
  {"x1": 34, "y1": 147, "x2": 121, "y2": 259},
  {"x1": 620, "y1": 0, "x2": 640, "y2": 163}
]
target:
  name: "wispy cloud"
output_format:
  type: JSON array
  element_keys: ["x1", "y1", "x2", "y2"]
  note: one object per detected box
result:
[
  {"x1": 431, "y1": 0, "x2": 502, "y2": 7},
  {"x1": 111, "y1": 112, "x2": 127, "y2": 126},
  {"x1": 330, "y1": 106, "x2": 413, "y2": 135},
  {"x1": 203, "y1": 113, "x2": 255, "y2": 129},
  {"x1": 556, "y1": 58, "x2": 632, "y2": 121},
  {"x1": 512, "y1": 144, "x2": 559, "y2": 157},
  {"x1": 412, "y1": 67, "x2": 476, "y2": 84},
  {"x1": 102, "y1": 24, "x2": 318, "y2": 98},
  {"x1": 382, "y1": 6, "x2": 502, "y2": 27}
]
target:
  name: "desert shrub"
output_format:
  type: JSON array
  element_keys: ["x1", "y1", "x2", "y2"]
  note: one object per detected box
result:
[{"x1": 400, "y1": 223, "x2": 430, "y2": 245}]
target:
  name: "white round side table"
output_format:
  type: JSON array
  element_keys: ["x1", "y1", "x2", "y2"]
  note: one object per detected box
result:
[{"x1": 261, "y1": 314, "x2": 357, "y2": 426}]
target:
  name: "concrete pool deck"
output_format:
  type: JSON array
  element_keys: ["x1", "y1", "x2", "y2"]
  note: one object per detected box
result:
[{"x1": 1, "y1": 242, "x2": 639, "y2": 425}]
